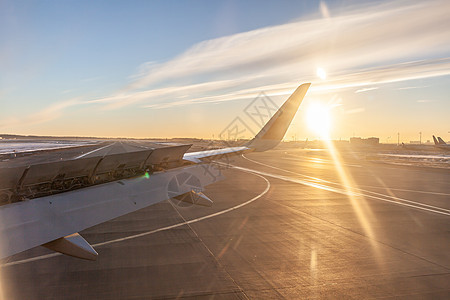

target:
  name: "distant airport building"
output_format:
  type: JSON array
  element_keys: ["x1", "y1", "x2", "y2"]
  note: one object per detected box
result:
[{"x1": 350, "y1": 137, "x2": 379, "y2": 146}]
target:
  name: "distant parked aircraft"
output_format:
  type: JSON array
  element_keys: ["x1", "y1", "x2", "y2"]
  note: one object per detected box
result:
[{"x1": 432, "y1": 135, "x2": 450, "y2": 150}]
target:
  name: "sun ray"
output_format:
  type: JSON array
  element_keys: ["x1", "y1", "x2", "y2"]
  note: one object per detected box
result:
[{"x1": 323, "y1": 140, "x2": 384, "y2": 266}]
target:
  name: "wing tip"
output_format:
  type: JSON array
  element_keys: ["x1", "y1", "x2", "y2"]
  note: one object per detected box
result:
[{"x1": 247, "y1": 82, "x2": 311, "y2": 152}]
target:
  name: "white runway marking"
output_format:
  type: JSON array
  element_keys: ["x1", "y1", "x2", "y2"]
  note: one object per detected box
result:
[
  {"x1": 282, "y1": 154, "x2": 450, "y2": 196},
  {"x1": 282, "y1": 156, "x2": 362, "y2": 168},
  {"x1": 248, "y1": 154, "x2": 450, "y2": 196},
  {"x1": 246, "y1": 154, "x2": 450, "y2": 208},
  {"x1": 242, "y1": 155, "x2": 450, "y2": 216},
  {"x1": 347, "y1": 185, "x2": 450, "y2": 197},
  {"x1": 73, "y1": 143, "x2": 115, "y2": 159},
  {"x1": 2, "y1": 168, "x2": 270, "y2": 267}
]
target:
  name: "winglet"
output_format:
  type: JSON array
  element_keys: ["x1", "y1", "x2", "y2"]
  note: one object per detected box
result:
[{"x1": 246, "y1": 83, "x2": 311, "y2": 152}]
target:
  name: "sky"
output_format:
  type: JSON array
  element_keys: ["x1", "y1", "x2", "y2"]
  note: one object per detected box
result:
[{"x1": 1, "y1": 0, "x2": 449, "y2": 142}]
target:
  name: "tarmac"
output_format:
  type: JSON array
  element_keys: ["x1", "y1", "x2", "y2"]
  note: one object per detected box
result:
[{"x1": 1, "y1": 146, "x2": 449, "y2": 299}]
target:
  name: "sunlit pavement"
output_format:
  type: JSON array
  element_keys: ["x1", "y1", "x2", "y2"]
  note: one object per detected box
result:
[{"x1": 1, "y1": 148, "x2": 449, "y2": 299}]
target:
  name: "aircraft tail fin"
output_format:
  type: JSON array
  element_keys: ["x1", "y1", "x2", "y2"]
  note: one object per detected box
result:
[
  {"x1": 246, "y1": 83, "x2": 311, "y2": 152},
  {"x1": 437, "y1": 137, "x2": 446, "y2": 145},
  {"x1": 433, "y1": 135, "x2": 439, "y2": 145}
]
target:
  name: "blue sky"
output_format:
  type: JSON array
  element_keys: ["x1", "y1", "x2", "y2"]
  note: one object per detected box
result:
[{"x1": 1, "y1": 0, "x2": 449, "y2": 142}]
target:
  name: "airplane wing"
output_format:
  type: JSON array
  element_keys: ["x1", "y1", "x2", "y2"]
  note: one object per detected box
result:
[{"x1": 0, "y1": 83, "x2": 310, "y2": 261}]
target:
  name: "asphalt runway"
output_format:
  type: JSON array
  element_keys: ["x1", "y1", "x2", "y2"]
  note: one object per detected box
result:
[
  {"x1": 0, "y1": 140, "x2": 185, "y2": 166},
  {"x1": 1, "y1": 148, "x2": 449, "y2": 299}
]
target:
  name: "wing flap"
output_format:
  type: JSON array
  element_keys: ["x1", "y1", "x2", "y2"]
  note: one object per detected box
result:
[{"x1": 42, "y1": 233, "x2": 98, "y2": 261}]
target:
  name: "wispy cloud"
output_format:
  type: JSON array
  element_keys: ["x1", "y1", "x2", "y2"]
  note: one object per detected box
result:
[
  {"x1": 131, "y1": 58, "x2": 450, "y2": 109},
  {"x1": 398, "y1": 85, "x2": 430, "y2": 90},
  {"x1": 95, "y1": 0, "x2": 450, "y2": 110},
  {"x1": 3, "y1": 0, "x2": 450, "y2": 127},
  {"x1": 355, "y1": 87, "x2": 378, "y2": 93},
  {"x1": 1, "y1": 99, "x2": 81, "y2": 129},
  {"x1": 26, "y1": 99, "x2": 81, "y2": 124},
  {"x1": 416, "y1": 99, "x2": 434, "y2": 103}
]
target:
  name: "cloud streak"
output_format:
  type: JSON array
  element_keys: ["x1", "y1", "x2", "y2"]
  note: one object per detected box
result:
[
  {"x1": 355, "y1": 87, "x2": 378, "y2": 93},
  {"x1": 94, "y1": 0, "x2": 450, "y2": 109},
  {"x1": 4, "y1": 0, "x2": 450, "y2": 127},
  {"x1": 1, "y1": 99, "x2": 81, "y2": 130},
  {"x1": 124, "y1": 58, "x2": 450, "y2": 109}
]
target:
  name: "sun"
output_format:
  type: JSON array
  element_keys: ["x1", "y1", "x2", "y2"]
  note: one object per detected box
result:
[
  {"x1": 316, "y1": 67, "x2": 327, "y2": 80},
  {"x1": 306, "y1": 102, "x2": 331, "y2": 138}
]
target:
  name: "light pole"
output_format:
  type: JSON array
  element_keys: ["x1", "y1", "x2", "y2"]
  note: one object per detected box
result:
[{"x1": 419, "y1": 132, "x2": 422, "y2": 144}]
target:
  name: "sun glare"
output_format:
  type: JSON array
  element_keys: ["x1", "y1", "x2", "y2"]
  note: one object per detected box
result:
[
  {"x1": 306, "y1": 102, "x2": 331, "y2": 138},
  {"x1": 316, "y1": 67, "x2": 327, "y2": 80}
]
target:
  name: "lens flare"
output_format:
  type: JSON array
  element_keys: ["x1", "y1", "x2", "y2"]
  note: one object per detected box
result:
[{"x1": 323, "y1": 140, "x2": 383, "y2": 265}]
